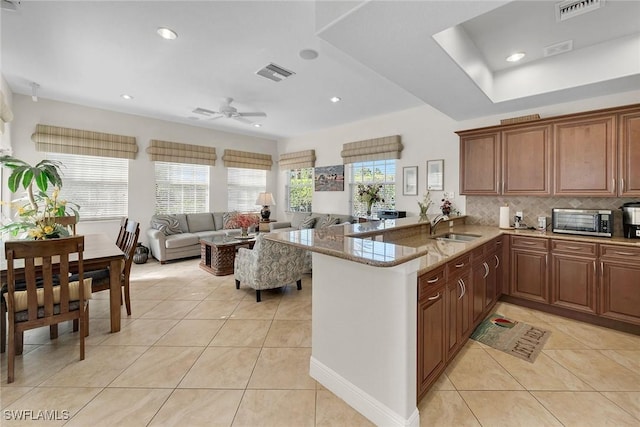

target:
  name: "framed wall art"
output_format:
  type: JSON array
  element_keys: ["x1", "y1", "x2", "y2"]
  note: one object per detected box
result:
[
  {"x1": 314, "y1": 165, "x2": 344, "y2": 191},
  {"x1": 402, "y1": 166, "x2": 418, "y2": 196},
  {"x1": 427, "y1": 159, "x2": 444, "y2": 191}
]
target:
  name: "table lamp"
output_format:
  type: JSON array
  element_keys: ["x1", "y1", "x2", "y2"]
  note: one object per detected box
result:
[{"x1": 256, "y1": 192, "x2": 275, "y2": 220}]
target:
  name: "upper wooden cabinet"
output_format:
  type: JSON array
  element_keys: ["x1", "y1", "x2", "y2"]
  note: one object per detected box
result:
[
  {"x1": 457, "y1": 104, "x2": 639, "y2": 197},
  {"x1": 553, "y1": 114, "x2": 616, "y2": 196},
  {"x1": 619, "y1": 110, "x2": 640, "y2": 197}
]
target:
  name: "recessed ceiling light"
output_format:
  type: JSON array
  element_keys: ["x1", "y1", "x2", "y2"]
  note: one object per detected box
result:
[
  {"x1": 121, "y1": 94, "x2": 134, "y2": 100},
  {"x1": 299, "y1": 49, "x2": 319, "y2": 60},
  {"x1": 330, "y1": 96, "x2": 341, "y2": 103},
  {"x1": 253, "y1": 123, "x2": 262, "y2": 128},
  {"x1": 506, "y1": 52, "x2": 526, "y2": 62},
  {"x1": 157, "y1": 27, "x2": 178, "y2": 40}
]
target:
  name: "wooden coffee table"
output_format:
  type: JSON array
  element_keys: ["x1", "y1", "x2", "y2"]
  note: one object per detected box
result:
[{"x1": 199, "y1": 236, "x2": 256, "y2": 276}]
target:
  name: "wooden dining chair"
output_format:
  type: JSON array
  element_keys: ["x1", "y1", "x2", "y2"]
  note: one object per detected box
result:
[
  {"x1": 53, "y1": 215, "x2": 79, "y2": 235},
  {"x1": 4, "y1": 236, "x2": 90, "y2": 383}
]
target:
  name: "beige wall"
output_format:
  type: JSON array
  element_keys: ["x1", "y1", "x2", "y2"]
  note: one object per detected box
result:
[{"x1": 275, "y1": 89, "x2": 640, "y2": 223}]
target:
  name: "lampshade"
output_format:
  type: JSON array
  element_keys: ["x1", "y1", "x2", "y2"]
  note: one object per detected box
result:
[{"x1": 255, "y1": 192, "x2": 275, "y2": 206}]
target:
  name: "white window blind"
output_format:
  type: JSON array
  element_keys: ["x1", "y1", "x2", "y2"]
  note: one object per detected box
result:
[
  {"x1": 286, "y1": 168, "x2": 313, "y2": 212},
  {"x1": 350, "y1": 159, "x2": 396, "y2": 217},
  {"x1": 227, "y1": 167, "x2": 266, "y2": 212},
  {"x1": 47, "y1": 152, "x2": 128, "y2": 220},
  {"x1": 155, "y1": 162, "x2": 209, "y2": 214}
]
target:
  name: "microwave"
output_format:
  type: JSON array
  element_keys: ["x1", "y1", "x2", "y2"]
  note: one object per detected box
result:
[{"x1": 552, "y1": 208, "x2": 613, "y2": 238}]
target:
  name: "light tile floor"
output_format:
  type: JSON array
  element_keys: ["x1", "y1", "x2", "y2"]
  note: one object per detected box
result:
[{"x1": 1, "y1": 258, "x2": 639, "y2": 426}]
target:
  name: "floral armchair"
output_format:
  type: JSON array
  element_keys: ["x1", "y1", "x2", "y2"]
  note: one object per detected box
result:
[{"x1": 234, "y1": 234, "x2": 307, "y2": 302}]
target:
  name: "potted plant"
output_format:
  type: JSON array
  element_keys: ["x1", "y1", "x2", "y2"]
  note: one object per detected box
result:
[
  {"x1": 0, "y1": 155, "x2": 79, "y2": 239},
  {"x1": 357, "y1": 184, "x2": 385, "y2": 217}
]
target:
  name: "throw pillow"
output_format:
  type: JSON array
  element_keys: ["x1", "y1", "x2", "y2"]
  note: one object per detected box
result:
[
  {"x1": 150, "y1": 215, "x2": 182, "y2": 236},
  {"x1": 299, "y1": 216, "x2": 317, "y2": 230},
  {"x1": 317, "y1": 214, "x2": 340, "y2": 228},
  {"x1": 223, "y1": 212, "x2": 239, "y2": 229}
]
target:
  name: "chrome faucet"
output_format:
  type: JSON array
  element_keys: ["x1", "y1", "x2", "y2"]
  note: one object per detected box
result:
[{"x1": 430, "y1": 214, "x2": 449, "y2": 235}]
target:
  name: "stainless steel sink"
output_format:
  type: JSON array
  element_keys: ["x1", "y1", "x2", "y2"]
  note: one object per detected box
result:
[{"x1": 434, "y1": 233, "x2": 480, "y2": 242}]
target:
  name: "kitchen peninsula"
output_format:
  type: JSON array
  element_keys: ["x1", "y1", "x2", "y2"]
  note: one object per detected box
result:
[{"x1": 266, "y1": 217, "x2": 640, "y2": 427}]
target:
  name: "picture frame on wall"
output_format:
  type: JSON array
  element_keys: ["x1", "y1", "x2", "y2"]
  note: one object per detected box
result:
[
  {"x1": 402, "y1": 166, "x2": 418, "y2": 196},
  {"x1": 314, "y1": 165, "x2": 345, "y2": 191},
  {"x1": 427, "y1": 159, "x2": 444, "y2": 191}
]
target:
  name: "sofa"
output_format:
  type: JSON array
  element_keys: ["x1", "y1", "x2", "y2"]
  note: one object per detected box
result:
[
  {"x1": 147, "y1": 212, "x2": 259, "y2": 263},
  {"x1": 269, "y1": 212, "x2": 355, "y2": 233}
]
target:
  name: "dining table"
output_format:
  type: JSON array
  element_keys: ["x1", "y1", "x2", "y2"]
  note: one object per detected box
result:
[{"x1": 1, "y1": 233, "x2": 126, "y2": 333}]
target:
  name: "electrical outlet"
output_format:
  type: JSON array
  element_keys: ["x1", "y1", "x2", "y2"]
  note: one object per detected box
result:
[{"x1": 516, "y1": 211, "x2": 523, "y2": 219}]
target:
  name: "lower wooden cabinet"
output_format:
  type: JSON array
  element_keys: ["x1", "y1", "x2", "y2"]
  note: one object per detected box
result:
[
  {"x1": 417, "y1": 283, "x2": 446, "y2": 401},
  {"x1": 600, "y1": 244, "x2": 640, "y2": 325},
  {"x1": 550, "y1": 240, "x2": 598, "y2": 314},
  {"x1": 510, "y1": 236, "x2": 549, "y2": 303}
]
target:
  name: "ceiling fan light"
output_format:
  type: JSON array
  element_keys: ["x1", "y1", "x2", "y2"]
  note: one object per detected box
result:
[
  {"x1": 253, "y1": 123, "x2": 262, "y2": 128},
  {"x1": 121, "y1": 94, "x2": 134, "y2": 100},
  {"x1": 157, "y1": 27, "x2": 178, "y2": 40},
  {"x1": 330, "y1": 96, "x2": 341, "y2": 103},
  {"x1": 506, "y1": 52, "x2": 526, "y2": 62}
]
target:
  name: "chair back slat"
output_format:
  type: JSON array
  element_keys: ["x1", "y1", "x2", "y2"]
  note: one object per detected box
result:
[{"x1": 115, "y1": 217, "x2": 129, "y2": 249}]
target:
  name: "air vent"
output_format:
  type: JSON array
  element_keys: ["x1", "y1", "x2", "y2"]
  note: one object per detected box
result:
[
  {"x1": 555, "y1": 0, "x2": 604, "y2": 22},
  {"x1": 544, "y1": 40, "x2": 574, "y2": 57},
  {"x1": 255, "y1": 63, "x2": 295, "y2": 82},
  {"x1": 1, "y1": 0, "x2": 20, "y2": 11},
  {"x1": 192, "y1": 107, "x2": 217, "y2": 117}
]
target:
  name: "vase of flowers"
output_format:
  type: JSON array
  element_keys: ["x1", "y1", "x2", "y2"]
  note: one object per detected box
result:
[
  {"x1": 357, "y1": 184, "x2": 384, "y2": 217},
  {"x1": 440, "y1": 197, "x2": 453, "y2": 216},
  {"x1": 417, "y1": 192, "x2": 432, "y2": 221},
  {"x1": 0, "y1": 156, "x2": 79, "y2": 239},
  {"x1": 234, "y1": 213, "x2": 260, "y2": 237}
]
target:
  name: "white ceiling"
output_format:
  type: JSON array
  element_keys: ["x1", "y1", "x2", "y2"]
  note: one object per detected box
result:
[{"x1": 2, "y1": 1, "x2": 639, "y2": 140}]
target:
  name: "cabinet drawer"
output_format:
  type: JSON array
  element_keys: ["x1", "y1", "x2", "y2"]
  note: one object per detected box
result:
[
  {"x1": 446, "y1": 253, "x2": 471, "y2": 277},
  {"x1": 418, "y1": 266, "x2": 446, "y2": 301},
  {"x1": 600, "y1": 244, "x2": 640, "y2": 260},
  {"x1": 511, "y1": 236, "x2": 549, "y2": 251},
  {"x1": 551, "y1": 240, "x2": 597, "y2": 256}
]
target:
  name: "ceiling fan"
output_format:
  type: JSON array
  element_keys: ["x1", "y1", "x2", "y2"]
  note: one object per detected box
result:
[{"x1": 193, "y1": 97, "x2": 266, "y2": 124}]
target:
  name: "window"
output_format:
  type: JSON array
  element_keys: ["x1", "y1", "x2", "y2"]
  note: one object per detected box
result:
[
  {"x1": 227, "y1": 167, "x2": 266, "y2": 212},
  {"x1": 350, "y1": 159, "x2": 396, "y2": 217},
  {"x1": 155, "y1": 162, "x2": 209, "y2": 214},
  {"x1": 286, "y1": 168, "x2": 313, "y2": 212},
  {"x1": 46, "y1": 153, "x2": 128, "y2": 220}
]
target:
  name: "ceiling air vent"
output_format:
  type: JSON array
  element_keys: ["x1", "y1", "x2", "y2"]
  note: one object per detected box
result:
[
  {"x1": 555, "y1": 0, "x2": 604, "y2": 22},
  {"x1": 192, "y1": 107, "x2": 217, "y2": 117},
  {"x1": 255, "y1": 63, "x2": 295, "y2": 82},
  {"x1": 544, "y1": 40, "x2": 574, "y2": 57}
]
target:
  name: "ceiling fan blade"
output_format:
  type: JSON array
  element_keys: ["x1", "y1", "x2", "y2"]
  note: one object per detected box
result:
[
  {"x1": 207, "y1": 115, "x2": 224, "y2": 121},
  {"x1": 233, "y1": 116, "x2": 253, "y2": 124},
  {"x1": 238, "y1": 112, "x2": 267, "y2": 118}
]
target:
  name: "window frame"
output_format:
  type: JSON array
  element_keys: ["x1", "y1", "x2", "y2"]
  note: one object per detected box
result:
[
  {"x1": 227, "y1": 167, "x2": 267, "y2": 212},
  {"x1": 285, "y1": 167, "x2": 313, "y2": 213},
  {"x1": 154, "y1": 161, "x2": 210, "y2": 215},
  {"x1": 349, "y1": 159, "x2": 396, "y2": 218}
]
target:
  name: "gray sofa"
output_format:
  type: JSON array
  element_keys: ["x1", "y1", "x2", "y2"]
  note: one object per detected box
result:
[
  {"x1": 269, "y1": 212, "x2": 355, "y2": 233},
  {"x1": 147, "y1": 212, "x2": 254, "y2": 263}
]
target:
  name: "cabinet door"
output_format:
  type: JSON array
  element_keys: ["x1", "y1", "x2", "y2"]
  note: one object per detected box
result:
[
  {"x1": 460, "y1": 132, "x2": 501, "y2": 195},
  {"x1": 486, "y1": 250, "x2": 499, "y2": 310},
  {"x1": 446, "y1": 272, "x2": 471, "y2": 360},
  {"x1": 417, "y1": 285, "x2": 446, "y2": 400},
  {"x1": 510, "y1": 249, "x2": 548, "y2": 303},
  {"x1": 619, "y1": 111, "x2": 640, "y2": 196},
  {"x1": 550, "y1": 253, "x2": 597, "y2": 314},
  {"x1": 472, "y1": 261, "x2": 487, "y2": 325},
  {"x1": 502, "y1": 125, "x2": 552, "y2": 195},
  {"x1": 600, "y1": 260, "x2": 640, "y2": 325},
  {"x1": 554, "y1": 115, "x2": 616, "y2": 196}
]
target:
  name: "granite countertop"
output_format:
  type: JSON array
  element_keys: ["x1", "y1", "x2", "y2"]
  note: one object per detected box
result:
[{"x1": 265, "y1": 217, "x2": 640, "y2": 273}]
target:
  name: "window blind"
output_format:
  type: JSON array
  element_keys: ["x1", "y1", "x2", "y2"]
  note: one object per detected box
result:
[
  {"x1": 222, "y1": 149, "x2": 272, "y2": 170},
  {"x1": 341, "y1": 135, "x2": 403, "y2": 164},
  {"x1": 34, "y1": 124, "x2": 138, "y2": 159},
  {"x1": 46, "y1": 153, "x2": 129, "y2": 220},
  {"x1": 279, "y1": 150, "x2": 316, "y2": 169},
  {"x1": 155, "y1": 162, "x2": 209, "y2": 214},
  {"x1": 227, "y1": 167, "x2": 266, "y2": 212},
  {"x1": 147, "y1": 139, "x2": 216, "y2": 166}
]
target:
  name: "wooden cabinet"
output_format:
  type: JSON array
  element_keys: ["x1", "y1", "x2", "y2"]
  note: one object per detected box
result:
[
  {"x1": 502, "y1": 125, "x2": 552, "y2": 195},
  {"x1": 417, "y1": 278, "x2": 446, "y2": 401},
  {"x1": 550, "y1": 240, "x2": 597, "y2": 314},
  {"x1": 618, "y1": 110, "x2": 640, "y2": 196},
  {"x1": 459, "y1": 132, "x2": 500, "y2": 195},
  {"x1": 445, "y1": 253, "x2": 472, "y2": 360},
  {"x1": 510, "y1": 236, "x2": 549, "y2": 303},
  {"x1": 599, "y1": 245, "x2": 640, "y2": 325}
]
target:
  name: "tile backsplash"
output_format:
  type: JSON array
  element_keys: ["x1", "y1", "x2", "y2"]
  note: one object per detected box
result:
[{"x1": 465, "y1": 196, "x2": 639, "y2": 236}]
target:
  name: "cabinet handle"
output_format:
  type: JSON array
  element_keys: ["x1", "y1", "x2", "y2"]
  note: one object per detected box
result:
[
  {"x1": 427, "y1": 292, "x2": 441, "y2": 301},
  {"x1": 563, "y1": 246, "x2": 581, "y2": 251},
  {"x1": 458, "y1": 279, "x2": 464, "y2": 300},
  {"x1": 521, "y1": 241, "x2": 537, "y2": 246},
  {"x1": 483, "y1": 262, "x2": 489, "y2": 278},
  {"x1": 460, "y1": 278, "x2": 466, "y2": 298},
  {"x1": 455, "y1": 262, "x2": 465, "y2": 268},
  {"x1": 426, "y1": 277, "x2": 439, "y2": 284},
  {"x1": 621, "y1": 179, "x2": 624, "y2": 193},
  {"x1": 614, "y1": 251, "x2": 635, "y2": 256},
  {"x1": 494, "y1": 254, "x2": 500, "y2": 268},
  {"x1": 593, "y1": 261, "x2": 596, "y2": 277}
]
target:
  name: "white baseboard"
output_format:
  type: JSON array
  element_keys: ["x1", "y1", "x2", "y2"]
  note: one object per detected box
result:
[{"x1": 310, "y1": 356, "x2": 419, "y2": 427}]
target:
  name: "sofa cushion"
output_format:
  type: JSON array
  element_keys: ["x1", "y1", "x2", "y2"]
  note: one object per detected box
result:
[
  {"x1": 164, "y1": 233, "x2": 200, "y2": 249},
  {"x1": 290, "y1": 212, "x2": 311, "y2": 229},
  {"x1": 186, "y1": 213, "x2": 215, "y2": 233},
  {"x1": 299, "y1": 215, "x2": 316, "y2": 229},
  {"x1": 317, "y1": 214, "x2": 341, "y2": 228},
  {"x1": 223, "y1": 211, "x2": 239, "y2": 229},
  {"x1": 175, "y1": 214, "x2": 189, "y2": 233},
  {"x1": 212, "y1": 212, "x2": 225, "y2": 231},
  {"x1": 150, "y1": 215, "x2": 183, "y2": 235}
]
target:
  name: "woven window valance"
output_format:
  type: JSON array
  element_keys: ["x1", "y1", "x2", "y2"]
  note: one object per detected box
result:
[
  {"x1": 0, "y1": 90, "x2": 13, "y2": 135},
  {"x1": 147, "y1": 139, "x2": 216, "y2": 166},
  {"x1": 279, "y1": 149, "x2": 316, "y2": 169},
  {"x1": 222, "y1": 149, "x2": 272, "y2": 171},
  {"x1": 31, "y1": 124, "x2": 138, "y2": 159},
  {"x1": 341, "y1": 135, "x2": 403, "y2": 164}
]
